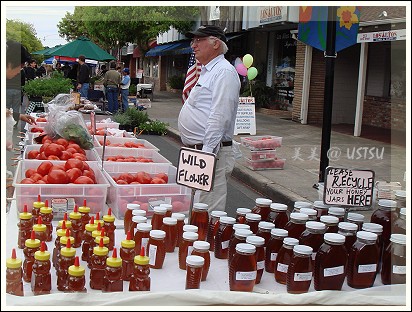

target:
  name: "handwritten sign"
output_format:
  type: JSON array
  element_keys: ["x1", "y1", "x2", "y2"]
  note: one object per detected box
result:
[
  {"x1": 234, "y1": 97, "x2": 256, "y2": 135},
  {"x1": 324, "y1": 167, "x2": 375, "y2": 207},
  {"x1": 176, "y1": 147, "x2": 216, "y2": 192}
]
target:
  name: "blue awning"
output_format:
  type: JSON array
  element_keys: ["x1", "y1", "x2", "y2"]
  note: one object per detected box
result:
[{"x1": 145, "y1": 33, "x2": 245, "y2": 57}]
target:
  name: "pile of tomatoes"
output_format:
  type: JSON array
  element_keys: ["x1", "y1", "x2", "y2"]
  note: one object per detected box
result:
[
  {"x1": 26, "y1": 135, "x2": 90, "y2": 161},
  {"x1": 98, "y1": 139, "x2": 146, "y2": 148},
  {"x1": 111, "y1": 172, "x2": 168, "y2": 184},
  {"x1": 105, "y1": 155, "x2": 154, "y2": 163},
  {"x1": 243, "y1": 136, "x2": 282, "y2": 150},
  {"x1": 20, "y1": 159, "x2": 98, "y2": 184}
]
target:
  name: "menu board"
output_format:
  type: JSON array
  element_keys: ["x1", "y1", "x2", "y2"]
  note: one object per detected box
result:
[{"x1": 324, "y1": 167, "x2": 375, "y2": 207}]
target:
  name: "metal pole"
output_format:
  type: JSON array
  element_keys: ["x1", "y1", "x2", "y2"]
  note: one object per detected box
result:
[{"x1": 319, "y1": 6, "x2": 337, "y2": 183}]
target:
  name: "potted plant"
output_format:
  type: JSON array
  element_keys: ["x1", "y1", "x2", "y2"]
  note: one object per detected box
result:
[
  {"x1": 138, "y1": 119, "x2": 169, "y2": 135},
  {"x1": 113, "y1": 111, "x2": 133, "y2": 131},
  {"x1": 23, "y1": 75, "x2": 73, "y2": 103},
  {"x1": 167, "y1": 75, "x2": 184, "y2": 92}
]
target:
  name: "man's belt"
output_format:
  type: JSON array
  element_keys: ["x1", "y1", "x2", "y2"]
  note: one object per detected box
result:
[{"x1": 185, "y1": 141, "x2": 232, "y2": 150}]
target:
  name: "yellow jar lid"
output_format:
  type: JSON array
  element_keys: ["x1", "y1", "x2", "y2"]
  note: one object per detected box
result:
[
  {"x1": 25, "y1": 238, "x2": 40, "y2": 248},
  {"x1": 58, "y1": 220, "x2": 72, "y2": 228},
  {"x1": 33, "y1": 224, "x2": 46, "y2": 232},
  {"x1": 69, "y1": 211, "x2": 82, "y2": 220},
  {"x1": 121, "y1": 239, "x2": 135, "y2": 249},
  {"x1": 19, "y1": 211, "x2": 32, "y2": 220},
  {"x1": 134, "y1": 255, "x2": 149, "y2": 265},
  {"x1": 85, "y1": 223, "x2": 98, "y2": 232},
  {"x1": 60, "y1": 236, "x2": 75, "y2": 245},
  {"x1": 34, "y1": 250, "x2": 50, "y2": 261},
  {"x1": 106, "y1": 257, "x2": 122, "y2": 267},
  {"x1": 68, "y1": 264, "x2": 85, "y2": 277},
  {"x1": 6, "y1": 257, "x2": 22, "y2": 269},
  {"x1": 33, "y1": 201, "x2": 45, "y2": 209},
  {"x1": 92, "y1": 230, "x2": 102, "y2": 238},
  {"x1": 94, "y1": 220, "x2": 104, "y2": 226},
  {"x1": 56, "y1": 228, "x2": 67, "y2": 237},
  {"x1": 40, "y1": 206, "x2": 52, "y2": 214},
  {"x1": 93, "y1": 246, "x2": 109, "y2": 256},
  {"x1": 78, "y1": 206, "x2": 90, "y2": 213},
  {"x1": 95, "y1": 235, "x2": 109, "y2": 245},
  {"x1": 60, "y1": 247, "x2": 76, "y2": 257},
  {"x1": 103, "y1": 214, "x2": 115, "y2": 222}
]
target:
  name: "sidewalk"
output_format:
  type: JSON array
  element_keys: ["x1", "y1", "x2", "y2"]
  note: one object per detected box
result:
[{"x1": 143, "y1": 91, "x2": 407, "y2": 215}]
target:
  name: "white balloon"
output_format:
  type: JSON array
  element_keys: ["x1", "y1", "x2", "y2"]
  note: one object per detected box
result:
[{"x1": 234, "y1": 57, "x2": 242, "y2": 67}]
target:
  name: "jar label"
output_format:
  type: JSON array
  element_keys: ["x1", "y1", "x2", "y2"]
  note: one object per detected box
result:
[
  {"x1": 277, "y1": 263, "x2": 288, "y2": 273},
  {"x1": 392, "y1": 265, "x2": 406, "y2": 275},
  {"x1": 221, "y1": 240, "x2": 229, "y2": 250},
  {"x1": 141, "y1": 238, "x2": 149, "y2": 251},
  {"x1": 294, "y1": 272, "x2": 312, "y2": 281},
  {"x1": 324, "y1": 265, "x2": 344, "y2": 277},
  {"x1": 257, "y1": 260, "x2": 265, "y2": 270},
  {"x1": 148, "y1": 244, "x2": 158, "y2": 266},
  {"x1": 358, "y1": 263, "x2": 377, "y2": 273},
  {"x1": 236, "y1": 271, "x2": 257, "y2": 281},
  {"x1": 270, "y1": 253, "x2": 278, "y2": 261},
  {"x1": 311, "y1": 252, "x2": 317, "y2": 261}
]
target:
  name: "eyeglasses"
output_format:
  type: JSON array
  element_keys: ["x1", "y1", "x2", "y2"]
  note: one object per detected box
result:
[{"x1": 190, "y1": 37, "x2": 210, "y2": 46}]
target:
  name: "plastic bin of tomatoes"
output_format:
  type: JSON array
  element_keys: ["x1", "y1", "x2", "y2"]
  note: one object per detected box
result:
[
  {"x1": 95, "y1": 146, "x2": 171, "y2": 164},
  {"x1": 13, "y1": 160, "x2": 110, "y2": 216},
  {"x1": 94, "y1": 135, "x2": 159, "y2": 150},
  {"x1": 102, "y1": 162, "x2": 191, "y2": 219},
  {"x1": 245, "y1": 158, "x2": 286, "y2": 170},
  {"x1": 240, "y1": 135, "x2": 282, "y2": 150},
  {"x1": 242, "y1": 149, "x2": 278, "y2": 161},
  {"x1": 23, "y1": 144, "x2": 99, "y2": 161}
]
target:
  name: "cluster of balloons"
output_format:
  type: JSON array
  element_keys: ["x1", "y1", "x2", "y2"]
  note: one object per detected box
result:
[{"x1": 235, "y1": 54, "x2": 258, "y2": 80}]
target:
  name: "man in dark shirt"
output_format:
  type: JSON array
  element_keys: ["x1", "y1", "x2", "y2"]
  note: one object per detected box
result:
[
  {"x1": 76, "y1": 55, "x2": 90, "y2": 98},
  {"x1": 25, "y1": 59, "x2": 37, "y2": 81}
]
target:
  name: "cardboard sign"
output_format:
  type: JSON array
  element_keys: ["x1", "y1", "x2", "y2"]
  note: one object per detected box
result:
[
  {"x1": 176, "y1": 147, "x2": 216, "y2": 192},
  {"x1": 234, "y1": 97, "x2": 256, "y2": 135},
  {"x1": 324, "y1": 167, "x2": 375, "y2": 207}
]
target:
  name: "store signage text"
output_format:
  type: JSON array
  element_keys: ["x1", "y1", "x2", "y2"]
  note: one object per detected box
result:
[
  {"x1": 357, "y1": 29, "x2": 406, "y2": 43},
  {"x1": 259, "y1": 6, "x2": 287, "y2": 24}
]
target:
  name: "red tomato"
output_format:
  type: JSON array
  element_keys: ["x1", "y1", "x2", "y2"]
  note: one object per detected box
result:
[
  {"x1": 151, "y1": 177, "x2": 166, "y2": 184},
  {"x1": 30, "y1": 173, "x2": 43, "y2": 182},
  {"x1": 48, "y1": 169, "x2": 70, "y2": 184},
  {"x1": 72, "y1": 153, "x2": 87, "y2": 161},
  {"x1": 36, "y1": 161, "x2": 53, "y2": 176},
  {"x1": 66, "y1": 147, "x2": 78, "y2": 155},
  {"x1": 44, "y1": 143, "x2": 63, "y2": 158},
  {"x1": 73, "y1": 176, "x2": 95, "y2": 184},
  {"x1": 82, "y1": 170, "x2": 97, "y2": 183},
  {"x1": 135, "y1": 171, "x2": 152, "y2": 184},
  {"x1": 38, "y1": 152, "x2": 48, "y2": 160},
  {"x1": 59, "y1": 150, "x2": 73, "y2": 160},
  {"x1": 82, "y1": 161, "x2": 90, "y2": 171},
  {"x1": 41, "y1": 135, "x2": 53, "y2": 144},
  {"x1": 47, "y1": 155, "x2": 60, "y2": 160},
  {"x1": 116, "y1": 179, "x2": 128, "y2": 184},
  {"x1": 20, "y1": 178, "x2": 35, "y2": 184},
  {"x1": 65, "y1": 159, "x2": 84, "y2": 171},
  {"x1": 36, "y1": 117, "x2": 47, "y2": 122},
  {"x1": 55, "y1": 138, "x2": 69, "y2": 147},
  {"x1": 27, "y1": 150, "x2": 40, "y2": 159},
  {"x1": 66, "y1": 143, "x2": 82, "y2": 153},
  {"x1": 66, "y1": 168, "x2": 82, "y2": 183},
  {"x1": 155, "y1": 173, "x2": 168, "y2": 183},
  {"x1": 25, "y1": 168, "x2": 37, "y2": 178},
  {"x1": 39, "y1": 143, "x2": 50, "y2": 154},
  {"x1": 36, "y1": 180, "x2": 46, "y2": 184},
  {"x1": 118, "y1": 173, "x2": 135, "y2": 184}
]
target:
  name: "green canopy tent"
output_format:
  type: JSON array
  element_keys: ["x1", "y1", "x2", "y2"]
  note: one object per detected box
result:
[
  {"x1": 46, "y1": 36, "x2": 115, "y2": 61},
  {"x1": 31, "y1": 45, "x2": 63, "y2": 56}
]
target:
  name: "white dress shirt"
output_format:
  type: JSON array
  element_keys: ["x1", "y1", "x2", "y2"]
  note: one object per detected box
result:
[{"x1": 178, "y1": 54, "x2": 241, "y2": 153}]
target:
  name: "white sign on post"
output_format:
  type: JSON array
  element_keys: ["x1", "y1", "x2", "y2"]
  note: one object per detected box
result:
[
  {"x1": 324, "y1": 167, "x2": 375, "y2": 207},
  {"x1": 234, "y1": 97, "x2": 256, "y2": 135},
  {"x1": 176, "y1": 147, "x2": 217, "y2": 192}
]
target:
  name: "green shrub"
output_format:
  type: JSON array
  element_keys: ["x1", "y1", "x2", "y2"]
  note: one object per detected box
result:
[
  {"x1": 23, "y1": 76, "x2": 73, "y2": 99},
  {"x1": 167, "y1": 75, "x2": 184, "y2": 90},
  {"x1": 129, "y1": 84, "x2": 137, "y2": 96}
]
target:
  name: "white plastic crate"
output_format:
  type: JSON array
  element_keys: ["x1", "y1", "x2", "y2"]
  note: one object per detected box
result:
[
  {"x1": 94, "y1": 135, "x2": 159, "y2": 150},
  {"x1": 13, "y1": 160, "x2": 110, "y2": 216},
  {"x1": 241, "y1": 135, "x2": 282, "y2": 150},
  {"x1": 95, "y1": 146, "x2": 171, "y2": 164},
  {"x1": 102, "y1": 162, "x2": 191, "y2": 219},
  {"x1": 23, "y1": 144, "x2": 99, "y2": 161},
  {"x1": 242, "y1": 149, "x2": 277, "y2": 161},
  {"x1": 86, "y1": 121, "x2": 120, "y2": 129},
  {"x1": 245, "y1": 157, "x2": 286, "y2": 170}
]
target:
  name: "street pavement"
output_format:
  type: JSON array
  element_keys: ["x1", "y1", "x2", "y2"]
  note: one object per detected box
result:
[{"x1": 141, "y1": 90, "x2": 407, "y2": 219}]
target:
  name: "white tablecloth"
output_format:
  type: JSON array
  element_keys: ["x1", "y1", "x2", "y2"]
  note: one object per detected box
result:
[
  {"x1": 4, "y1": 201, "x2": 407, "y2": 307},
  {"x1": 136, "y1": 84, "x2": 152, "y2": 92}
]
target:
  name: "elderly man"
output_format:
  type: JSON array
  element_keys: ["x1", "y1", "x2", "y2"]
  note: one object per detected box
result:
[{"x1": 178, "y1": 25, "x2": 241, "y2": 213}]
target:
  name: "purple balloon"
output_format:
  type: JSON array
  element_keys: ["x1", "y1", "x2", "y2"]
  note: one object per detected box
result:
[{"x1": 236, "y1": 63, "x2": 247, "y2": 76}]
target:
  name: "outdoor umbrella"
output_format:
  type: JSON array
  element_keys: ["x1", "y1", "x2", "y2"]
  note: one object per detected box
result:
[
  {"x1": 31, "y1": 45, "x2": 63, "y2": 56},
  {"x1": 47, "y1": 36, "x2": 115, "y2": 61}
]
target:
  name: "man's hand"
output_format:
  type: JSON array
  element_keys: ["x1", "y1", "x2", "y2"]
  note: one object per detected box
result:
[{"x1": 20, "y1": 114, "x2": 36, "y2": 125}]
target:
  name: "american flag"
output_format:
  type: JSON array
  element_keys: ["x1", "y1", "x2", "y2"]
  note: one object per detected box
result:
[{"x1": 182, "y1": 53, "x2": 201, "y2": 104}]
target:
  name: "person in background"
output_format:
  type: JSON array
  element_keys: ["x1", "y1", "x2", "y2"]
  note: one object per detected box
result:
[
  {"x1": 120, "y1": 68, "x2": 131, "y2": 112},
  {"x1": 67, "y1": 63, "x2": 79, "y2": 89},
  {"x1": 61, "y1": 62, "x2": 71, "y2": 78},
  {"x1": 178, "y1": 25, "x2": 240, "y2": 213},
  {"x1": 36, "y1": 62, "x2": 46, "y2": 78},
  {"x1": 6, "y1": 40, "x2": 37, "y2": 126},
  {"x1": 24, "y1": 59, "x2": 37, "y2": 81},
  {"x1": 76, "y1": 55, "x2": 90, "y2": 98},
  {"x1": 103, "y1": 62, "x2": 121, "y2": 113}
]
